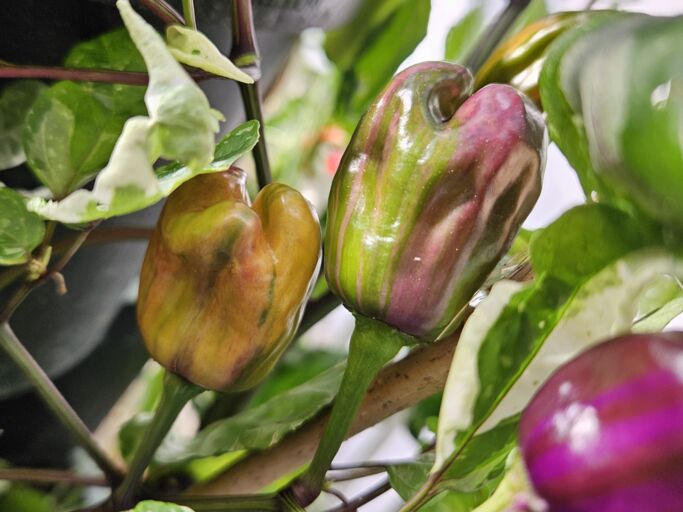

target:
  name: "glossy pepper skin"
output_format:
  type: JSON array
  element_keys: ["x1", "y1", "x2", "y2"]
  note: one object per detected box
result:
[
  {"x1": 325, "y1": 62, "x2": 546, "y2": 341},
  {"x1": 137, "y1": 169, "x2": 321, "y2": 392},
  {"x1": 520, "y1": 333, "x2": 683, "y2": 512},
  {"x1": 476, "y1": 12, "x2": 587, "y2": 106}
]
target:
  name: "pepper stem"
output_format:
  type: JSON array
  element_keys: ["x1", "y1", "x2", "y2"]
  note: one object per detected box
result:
[
  {"x1": 290, "y1": 315, "x2": 412, "y2": 506},
  {"x1": 114, "y1": 371, "x2": 201, "y2": 509}
]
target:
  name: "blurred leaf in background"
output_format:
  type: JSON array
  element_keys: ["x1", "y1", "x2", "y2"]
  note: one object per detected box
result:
[
  {"x1": 325, "y1": 0, "x2": 431, "y2": 127},
  {"x1": 0, "y1": 80, "x2": 46, "y2": 171}
]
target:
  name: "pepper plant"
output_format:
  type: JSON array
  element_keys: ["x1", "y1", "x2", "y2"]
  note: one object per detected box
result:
[{"x1": 1, "y1": 1, "x2": 682, "y2": 511}]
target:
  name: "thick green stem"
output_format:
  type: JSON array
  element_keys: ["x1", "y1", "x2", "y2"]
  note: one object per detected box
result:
[
  {"x1": 182, "y1": 0, "x2": 197, "y2": 29},
  {"x1": 0, "y1": 323, "x2": 121, "y2": 483},
  {"x1": 290, "y1": 315, "x2": 413, "y2": 506},
  {"x1": 465, "y1": 0, "x2": 531, "y2": 74},
  {"x1": 114, "y1": 371, "x2": 201, "y2": 509}
]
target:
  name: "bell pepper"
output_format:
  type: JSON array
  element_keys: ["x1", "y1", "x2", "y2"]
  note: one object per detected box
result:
[
  {"x1": 475, "y1": 12, "x2": 586, "y2": 106},
  {"x1": 520, "y1": 332, "x2": 683, "y2": 512},
  {"x1": 291, "y1": 61, "x2": 546, "y2": 505},
  {"x1": 137, "y1": 168, "x2": 321, "y2": 392},
  {"x1": 325, "y1": 61, "x2": 546, "y2": 342}
]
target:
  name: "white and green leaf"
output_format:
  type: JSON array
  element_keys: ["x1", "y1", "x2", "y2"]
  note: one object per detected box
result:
[
  {"x1": 166, "y1": 25, "x2": 253, "y2": 83},
  {"x1": 27, "y1": 0, "x2": 251, "y2": 223},
  {"x1": 116, "y1": 0, "x2": 221, "y2": 169},
  {"x1": 27, "y1": 120, "x2": 258, "y2": 223},
  {"x1": 432, "y1": 203, "x2": 667, "y2": 480}
]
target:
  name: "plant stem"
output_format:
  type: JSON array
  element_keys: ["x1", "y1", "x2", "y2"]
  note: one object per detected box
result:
[
  {"x1": 325, "y1": 479, "x2": 392, "y2": 512},
  {"x1": 326, "y1": 466, "x2": 386, "y2": 482},
  {"x1": 230, "y1": 0, "x2": 272, "y2": 189},
  {"x1": 0, "y1": 468, "x2": 108, "y2": 487},
  {"x1": 141, "y1": 0, "x2": 184, "y2": 25},
  {"x1": 168, "y1": 493, "x2": 282, "y2": 511},
  {"x1": 296, "y1": 293, "x2": 341, "y2": 337},
  {"x1": 114, "y1": 371, "x2": 201, "y2": 509},
  {"x1": 465, "y1": 0, "x2": 531, "y2": 74},
  {"x1": 0, "y1": 323, "x2": 122, "y2": 483},
  {"x1": 289, "y1": 316, "x2": 413, "y2": 506},
  {"x1": 0, "y1": 64, "x2": 212, "y2": 85},
  {"x1": 182, "y1": 0, "x2": 197, "y2": 29}
]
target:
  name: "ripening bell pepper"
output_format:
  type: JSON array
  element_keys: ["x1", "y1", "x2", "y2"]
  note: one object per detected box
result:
[
  {"x1": 520, "y1": 332, "x2": 683, "y2": 512},
  {"x1": 476, "y1": 12, "x2": 587, "y2": 106},
  {"x1": 137, "y1": 169, "x2": 321, "y2": 392},
  {"x1": 325, "y1": 61, "x2": 547, "y2": 342}
]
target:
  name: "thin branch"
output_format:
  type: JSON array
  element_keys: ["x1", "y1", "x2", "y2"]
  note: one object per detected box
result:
[
  {"x1": 297, "y1": 292, "x2": 342, "y2": 337},
  {"x1": 465, "y1": 0, "x2": 532, "y2": 74},
  {"x1": 55, "y1": 227, "x2": 153, "y2": 253},
  {"x1": 326, "y1": 467, "x2": 386, "y2": 483},
  {"x1": 0, "y1": 323, "x2": 122, "y2": 484},
  {"x1": 0, "y1": 64, "x2": 213, "y2": 85},
  {"x1": 0, "y1": 468, "x2": 108, "y2": 487},
  {"x1": 0, "y1": 227, "x2": 152, "y2": 292},
  {"x1": 325, "y1": 479, "x2": 392, "y2": 512},
  {"x1": 322, "y1": 487, "x2": 350, "y2": 508},
  {"x1": 230, "y1": 0, "x2": 272, "y2": 188},
  {"x1": 141, "y1": 0, "x2": 184, "y2": 26}
]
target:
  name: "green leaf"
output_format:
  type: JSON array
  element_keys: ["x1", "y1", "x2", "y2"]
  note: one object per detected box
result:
[
  {"x1": 27, "y1": 120, "x2": 258, "y2": 223},
  {"x1": 529, "y1": 203, "x2": 656, "y2": 283},
  {"x1": 0, "y1": 81, "x2": 46, "y2": 170},
  {"x1": 64, "y1": 27, "x2": 146, "y2": 71},
  {"x1": 324, "y1": 0, "x2": 406, "y2": 72},
  {"x1": 444, "y1": 7, "x2": 484, "y2": 63},
  {"x1": 127, "y1": 501, "x2": 194, "y2": 512},
  {"x1": 153, "y1": 364, "x2": 345, "y2": 465},
  {"x1": 538, "y1": 11, "x2": 631, "y2": 202},
  {"x1": 22, "y1": 29, "x2": 147, "y2": 197},
  {"x1": 0, "y1": 483, "x2": 54, "y2": 512},
  {"x1": 246, "y1": 346, "x2": 344, "y2": 407},
  {"x1": 0, "y1": 187, "x2": 45, "y2": 266},
  {"x1": 165, "y1": 25, "x2": 253, "y2": 83},
  {"x1": 558, "y1": 15, "x2": 683, "y2": 230},
  {"x1": 434, "y1": 204, "x2": 667, "y2": 474},
  {"x1": 389, "y1": 417, "x2": 519, "y2": 510},
  {"x1": 326, "y1": 0, "x2": 430, "y2": 124}
]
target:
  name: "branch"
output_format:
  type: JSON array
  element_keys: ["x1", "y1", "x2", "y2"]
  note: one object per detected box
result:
[
  {"x1": 230, "y1": 0, "x2": 272, "y2": 189},
  {"x1": 190, "y1": 330, "x2": 461, "y2": 495},
  {"x1": 0, "y1": 64, "x2": 213, "y2": 85},
  {"x1": 464, "y1": 0, "x2": 531, "y2": 73},
  {"x1": 141, "y1": 0, "x2": 184, "y2": 26},
  {"x1": 326, "y1": 479, "x2": 392, "y2": 512},
  {"x1": 0, "y1": 323, "x2": 122, "y2": 484},
  {"x1": 0, "y1": 468, "x2": 107, "y2": 487}
]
